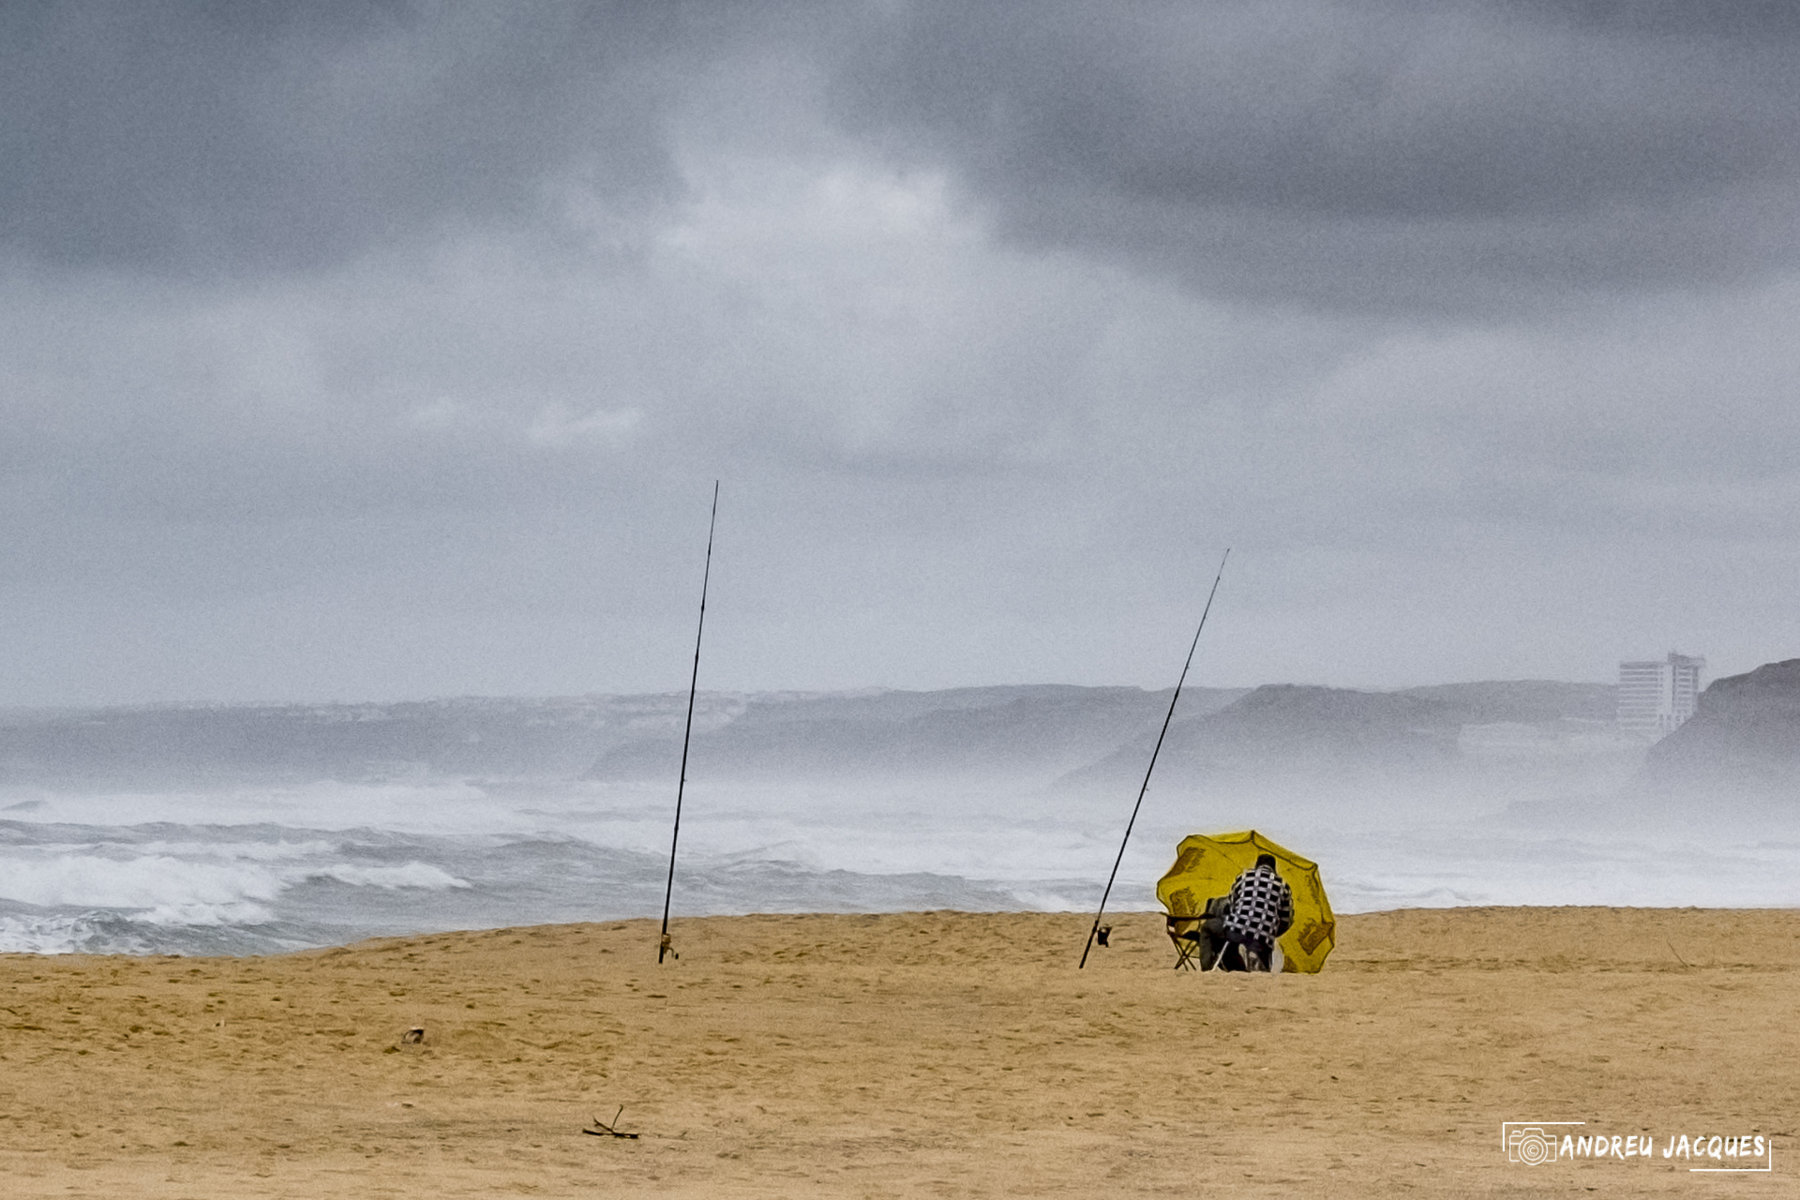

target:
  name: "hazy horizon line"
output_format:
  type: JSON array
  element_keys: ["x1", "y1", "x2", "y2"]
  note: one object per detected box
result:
[{"x1": 0, "y1": 674, "x2": 1635, "y2": 716}]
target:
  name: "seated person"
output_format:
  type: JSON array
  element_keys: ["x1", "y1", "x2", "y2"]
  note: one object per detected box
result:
[{"x1": 1215, "y1": 853, "x2": 1294, "y2": 972}]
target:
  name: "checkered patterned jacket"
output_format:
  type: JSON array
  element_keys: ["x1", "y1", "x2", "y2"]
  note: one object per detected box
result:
[{"x1": 1223, "y1": 864, "x2": 1294, "y2": 944}]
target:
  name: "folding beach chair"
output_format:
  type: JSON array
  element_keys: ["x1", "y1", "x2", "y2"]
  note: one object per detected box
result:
[
  {"x1": 1166, "y1": 913, "x2": 1227, "y2": 971},
  {"x1": 1166, "y1": 896, "x2": 1233, "y2": 971},
  {"x1": 1167, "y1": 915, "x2": 1205, "y2": 970}
]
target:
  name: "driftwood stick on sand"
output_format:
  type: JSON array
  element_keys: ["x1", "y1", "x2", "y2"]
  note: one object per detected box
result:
[{"x1": 584, "y1": 1105, "x2": 639, "y2": 1139}]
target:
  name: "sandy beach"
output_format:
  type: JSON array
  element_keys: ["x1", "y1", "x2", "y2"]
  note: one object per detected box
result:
[{"x1": 2, "y1": 907, "x2": 1793, "y2": 1197}]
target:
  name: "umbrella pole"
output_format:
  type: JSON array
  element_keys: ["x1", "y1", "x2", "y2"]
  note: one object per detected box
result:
[
  {"x1": 1079, "y1": 548, "x2": 1229, "y2": 969},
  {"x1": 659, "y1": 481, "x2": 720, "y2": 964}
]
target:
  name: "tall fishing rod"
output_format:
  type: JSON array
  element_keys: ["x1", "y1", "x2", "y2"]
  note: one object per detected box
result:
[
  {"x1": 659, "y1": 481, "x2": 719, "y2": 964},
  {"x1": 1079, "y1": 547, "x2": 1229, "y2": 969}
]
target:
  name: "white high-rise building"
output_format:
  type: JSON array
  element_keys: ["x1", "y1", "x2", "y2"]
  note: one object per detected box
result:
[{"x1": 1617, "y1": 652, "x2": 1706, "y2": 739}]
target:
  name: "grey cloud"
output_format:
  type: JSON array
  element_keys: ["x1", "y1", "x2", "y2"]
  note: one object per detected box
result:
[
  {"x1": 1, "y1": 1, "x2": 693, "y2": 273},
  {"x1": 13, "y1": 1, "x2": 1795, "y2": 313},
  {"x1": 829, "y1": 0, "x2": 1800, "y2": 312},
  {"x1": 3, "y1": 3, "x2": 1796, "y2": 704},
  {"x1": 1499, "y1": 1, "x2": 1800, "y2": 40}
]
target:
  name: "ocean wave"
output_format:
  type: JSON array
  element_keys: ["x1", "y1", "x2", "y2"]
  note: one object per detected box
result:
[
  {"x1": 1001, "y1": 886, "x2": 1105, "y2": 912},
  {"x1": 0, "y1": 779, "x2": 510, "y2": 835},
  {"x1": 2, "y1": 777, "x2": 1797, "y2": 955},
  {"x1": 0, "y1": 852, "x2": 286, "y2": 913},
  {"x1": 137, "y1": 838, "x2": 338, "y2": 861},
  {"x1": 301, "y1": 863, "x2": 471, "y2": 890},
  {"x1": 0, "y1": 909, "x2": 325, "y2": 956}
]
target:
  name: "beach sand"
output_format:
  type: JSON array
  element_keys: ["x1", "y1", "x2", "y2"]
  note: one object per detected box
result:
[{"x1": 2, "y1": 907, "x2": 1794, "y2": 1197}]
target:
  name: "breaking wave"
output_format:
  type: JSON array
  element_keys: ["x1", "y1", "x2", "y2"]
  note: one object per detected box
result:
[{"x1": 2, "y1": 777, "x2": 1796, "y2": 955}]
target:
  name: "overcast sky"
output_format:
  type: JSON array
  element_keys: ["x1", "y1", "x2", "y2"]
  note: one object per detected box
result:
[{"x1": 5, "y1": 1, "x2": 1797, "y2": 706}]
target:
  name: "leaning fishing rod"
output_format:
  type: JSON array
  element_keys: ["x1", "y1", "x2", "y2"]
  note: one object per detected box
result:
[
  {"x1": 659, "y1": 481, "x2": 719, "y2": 964},
  {"x1": 1079, "y1": 548, "x2": 1229, "y2": 969}
]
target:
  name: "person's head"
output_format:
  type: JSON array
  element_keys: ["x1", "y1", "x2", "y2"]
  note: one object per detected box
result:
[{"x1": 1255, "y1": 853, "x2": 1278, "y2": 872}]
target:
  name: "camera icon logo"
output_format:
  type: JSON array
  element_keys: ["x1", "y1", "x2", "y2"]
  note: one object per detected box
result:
[{"x1": 1507, "y1": 1126, "x2": 1559, "y2": 1166}]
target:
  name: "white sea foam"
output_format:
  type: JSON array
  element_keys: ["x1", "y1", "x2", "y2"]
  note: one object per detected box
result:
[
  {"x1": 0, "y1": 835, "x2": 471, "y2": 954},
  {"x1": 302, "y1": 863, "x2": 471, "y2": 890},
  {"x1": 3, "y1": 775, "x2": 1797, "y2": 955},
  {"x1": 0, "y1": 913, "x2": 156, "y2": 955},
  {"x1": 6, "y1": 779, "x2": 512, "y2": 835},
  {"x1": 137, "y1": 839, "x2": 338, "y2": 862},
  {"x1": 0, "y1": 852, "x2": 284, "y2": 913}
]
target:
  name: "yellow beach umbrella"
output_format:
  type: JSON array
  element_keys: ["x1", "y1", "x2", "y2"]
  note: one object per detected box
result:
[{"x1": 1155, "y1": 830, "x2": 1336, "y2": 973}]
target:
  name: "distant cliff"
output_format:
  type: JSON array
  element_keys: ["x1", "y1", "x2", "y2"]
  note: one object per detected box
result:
[
  {"x1": 1056, "y1": 684, "x2": 1466, "y2": 792},
  {"x1": 583, "y1": 685, "x2": 1243, "y2": 784},
  {"x1": 0, "y1": 676, "x2": 1627, "y2": 792},
  {"x1": 1395, "y1": 680, "x2": 1616, "y2": 725},
  {"x1": 1643, "y1": 659, "x2": 1800, "y2": 794}
]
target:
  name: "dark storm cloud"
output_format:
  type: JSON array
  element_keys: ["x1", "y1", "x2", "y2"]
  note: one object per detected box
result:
[
  {"x1": 1500, "y1": 0, "x2": 1800, "y2": 40},
  {"x1": 830, "y1": 0, "x2": 1800, "y2": 312},
  {"x1": 10, "y1": 1, "x2": 1796, "y2": 310},
  {"x1": 0, "y1": 0, "x2": 697, "y2": 273},
  {"x1": 3, "y1": 2, "x2": 1796, "y2": 704}
]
